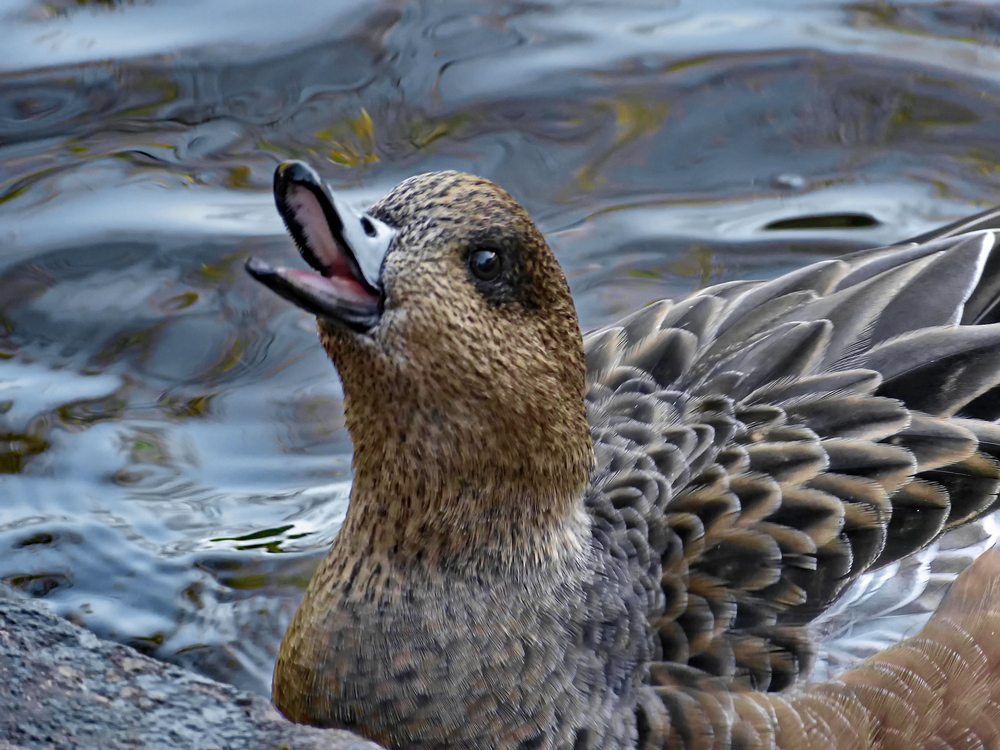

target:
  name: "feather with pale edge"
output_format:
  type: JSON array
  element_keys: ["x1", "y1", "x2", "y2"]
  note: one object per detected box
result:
[{"x1": 584, "y1": 213, "x2": 1000, "y2": 747}]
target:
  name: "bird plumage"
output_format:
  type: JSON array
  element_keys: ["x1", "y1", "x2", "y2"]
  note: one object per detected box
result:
[
  {"x1": 247, "y1": 167, "x2": 1000, "y2": 749},
  {"x1": 583, "y1": 222, "x2": 1000, "y2": 747}
]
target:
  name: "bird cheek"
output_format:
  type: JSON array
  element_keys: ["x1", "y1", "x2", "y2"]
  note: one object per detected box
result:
[{"x1": 369, "y1": 308, "x2": 415, "y2": 363}]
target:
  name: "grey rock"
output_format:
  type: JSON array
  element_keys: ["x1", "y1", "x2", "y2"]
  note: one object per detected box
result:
[{"x1": 0, "y1": 590, "x2": 383, "y2": 750}]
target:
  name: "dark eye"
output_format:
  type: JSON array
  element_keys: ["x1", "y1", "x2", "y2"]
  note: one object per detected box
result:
[{"x1": 469, "y1": 248, "x2": 501, "y2": 281}]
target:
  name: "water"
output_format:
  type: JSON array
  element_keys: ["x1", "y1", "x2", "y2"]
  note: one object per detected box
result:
[{"x1": 3, "y1": 0, "x2": 1000, "y2": 695}]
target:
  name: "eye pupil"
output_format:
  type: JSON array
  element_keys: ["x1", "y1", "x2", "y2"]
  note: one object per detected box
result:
[{"x1": 470, "y1": 248, "x2": 501, "y2": 281}]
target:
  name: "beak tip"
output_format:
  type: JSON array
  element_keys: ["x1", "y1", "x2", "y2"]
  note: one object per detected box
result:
[
  {"x1": 274, "y1": 160, "x2": 322, "y2": 192},
  {"x1": 245, "y1": 256, "x2": 274, "y2": 280}
]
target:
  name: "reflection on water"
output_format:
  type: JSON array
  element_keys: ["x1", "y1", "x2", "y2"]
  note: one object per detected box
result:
[{"x1": 2, "y1": 0, "x2": 1000, "y2": 694}]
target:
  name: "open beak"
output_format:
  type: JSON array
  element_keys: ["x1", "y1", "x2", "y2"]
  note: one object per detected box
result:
[{"x1": 245, "y1": 160, "x2": 396, "y2": 333}]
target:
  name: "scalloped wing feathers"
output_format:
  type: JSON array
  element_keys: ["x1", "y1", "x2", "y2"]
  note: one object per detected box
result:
[{"x1": 583, "y1": 228, "x2": 1000, "y2": 738}]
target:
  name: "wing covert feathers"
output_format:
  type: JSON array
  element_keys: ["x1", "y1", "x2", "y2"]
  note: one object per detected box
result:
[
  {"x1": 639, "y1": 546, "x2": 1000, "y2": 749},
  {"x1": 584, "y1": 227, "x2": 1000, "y2": 746}
]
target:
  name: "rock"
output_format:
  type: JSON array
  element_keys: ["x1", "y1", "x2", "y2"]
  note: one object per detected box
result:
[{"x1": 0, "y1": 589, "x2": 383, "y2": 750}]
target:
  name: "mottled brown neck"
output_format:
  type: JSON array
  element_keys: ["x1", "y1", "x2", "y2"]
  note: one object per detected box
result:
[{"x1": 334, "y1": 376, "x2": 594, "y2": 572}]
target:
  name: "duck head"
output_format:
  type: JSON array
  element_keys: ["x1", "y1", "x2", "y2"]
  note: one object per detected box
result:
[{"x1": 247, "y1": 162, "x2": 593, "y2": 567}]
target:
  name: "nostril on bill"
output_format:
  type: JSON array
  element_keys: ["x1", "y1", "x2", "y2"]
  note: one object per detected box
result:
[{"x1": 361, "y1": 217, "x2": 376, "y2": 238}]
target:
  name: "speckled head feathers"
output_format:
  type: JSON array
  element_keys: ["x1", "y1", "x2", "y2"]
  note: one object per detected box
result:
[{"x1": 315, "y1": 170, "x2": 594, "y2": 566}]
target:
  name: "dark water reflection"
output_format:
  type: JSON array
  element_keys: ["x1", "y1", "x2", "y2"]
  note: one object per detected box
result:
[{"x1": 3, "y1": 0, "x2": 1000, "y2": 694}]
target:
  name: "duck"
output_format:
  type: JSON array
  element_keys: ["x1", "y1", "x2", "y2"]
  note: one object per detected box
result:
[{"x1": 245, "y1": 161, "x2": 1000, "y2": 750}]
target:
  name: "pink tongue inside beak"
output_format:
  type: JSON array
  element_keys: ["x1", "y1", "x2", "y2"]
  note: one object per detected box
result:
[
  {"x1": 285, "y1": 183, "x2": 379, "y2": 310},
  {"x1": 280, "y1": 268, "x2": 379, "y2": 309}
]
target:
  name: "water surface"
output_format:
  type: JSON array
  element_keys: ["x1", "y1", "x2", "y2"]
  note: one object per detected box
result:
[{"x1": 3, "y1": 0, "x2": 1000, "y2": 693}]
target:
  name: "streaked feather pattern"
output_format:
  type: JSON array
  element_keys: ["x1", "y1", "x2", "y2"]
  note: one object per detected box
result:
[
  {"x1": 261, "y1": 166, "x2": 1000, "y2": 750},
  {"x1": 583, "y1": 219, "x2": 1000, "y2": 746}
]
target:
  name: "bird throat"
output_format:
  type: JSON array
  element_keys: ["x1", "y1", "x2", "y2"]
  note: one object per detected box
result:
[
  {"x1": 330, "y1": 382, "x2": 594, "y2": 578},
  {"x1": 337, "y1": 433, "x2": 593, "y2": 577}
]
